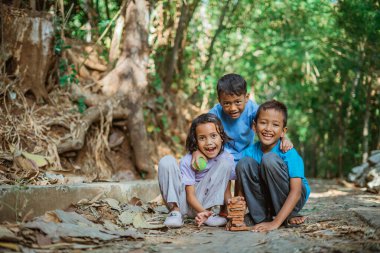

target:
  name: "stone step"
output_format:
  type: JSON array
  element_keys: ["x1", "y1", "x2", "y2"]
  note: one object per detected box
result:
[{"x1": 0, "y1": 180, "x2": 160, "y2": 222}]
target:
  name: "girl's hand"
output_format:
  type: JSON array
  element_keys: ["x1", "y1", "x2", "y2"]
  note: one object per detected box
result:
[
  {"x1": 191, "y1": 150, "x2": 207, "y2": 171},
  {"x1": 251, "y1": 221, "x2": 281, "y2": 232},
  {"x1": 280, "y1": 137, "x2": 293, "y2": 152},
  {"x1": 195, "y1": 210, "x2": 213, "y2": 227}
]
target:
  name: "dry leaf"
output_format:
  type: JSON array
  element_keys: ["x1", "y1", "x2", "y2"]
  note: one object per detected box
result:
[
  {"x1": 118, "y1": 211, "x2": 136, "y2": 225},
  {"x1": 132, "y1": 213, "x2": 165, "y2": 229}
]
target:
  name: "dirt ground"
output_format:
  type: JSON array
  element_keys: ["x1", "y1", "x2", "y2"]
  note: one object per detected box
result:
[
  {"x1": 1, "y1": 179, "x2": 379, "y2": 253},
  {"x1": 91, "y1": 179, "x2": 380, "y2": 253}
]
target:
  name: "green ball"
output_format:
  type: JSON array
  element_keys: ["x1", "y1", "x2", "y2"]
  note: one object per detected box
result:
[{"x1": 195, "y1": 157, "x2": 207, "y2": 171}]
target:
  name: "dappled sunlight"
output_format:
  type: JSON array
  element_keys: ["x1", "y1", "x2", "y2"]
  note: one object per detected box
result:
[
  {"x1": 309, "y1": 189, "x2": 349, "y2": 198},
  {"x1": 355, "y1": 194, "x2": 380, "y2": 204}
]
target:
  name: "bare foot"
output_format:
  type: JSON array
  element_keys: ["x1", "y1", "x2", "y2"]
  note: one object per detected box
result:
[{"x1": 289, "y1": 216, "x2": 306, "y2": 224}]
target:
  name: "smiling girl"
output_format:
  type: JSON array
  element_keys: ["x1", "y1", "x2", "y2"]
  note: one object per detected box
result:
[{"x1": 158, "y1": 113, "x2": 235, "y2": 228}]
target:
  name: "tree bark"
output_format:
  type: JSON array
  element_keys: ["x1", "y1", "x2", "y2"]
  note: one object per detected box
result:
[
  {"x1": 55, "y1": 103, "x2": 129, "y2": 154},
  {"x1": 362, "y1": 77, "x2": 372, "y2": 163},
  {"x1": 203, "y1": 0, "x2": 232, "y2": 71},
  {"x1": 101, "y1": 0, "x2": 155, "y2": 178},
  {"x1": 1, "y1": 3, "x2": 55, "y2": 102},
  {"x1": 163, "y1": 1, "x2": 188, "y2": 91}
]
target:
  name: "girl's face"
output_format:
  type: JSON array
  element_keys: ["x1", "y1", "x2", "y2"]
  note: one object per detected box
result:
[{"x1": 195, "y1": 122, "x2": 223, "y2": 159}]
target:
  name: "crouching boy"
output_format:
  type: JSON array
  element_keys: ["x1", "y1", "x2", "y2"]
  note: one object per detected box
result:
[{"x1": 236, "y1": 100, "x2": 310, "y2": 232}]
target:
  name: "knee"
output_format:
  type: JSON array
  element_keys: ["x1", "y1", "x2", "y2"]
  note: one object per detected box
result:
[
  {"x1": 236, "y1": 157, "x2": 259, "y2": 177},
  {"x1": 158, "y1": 155, "x2": 177, "y2": 173},
  {"x1": 261, "y1": 153, "x2": 282, "y2": 173}
]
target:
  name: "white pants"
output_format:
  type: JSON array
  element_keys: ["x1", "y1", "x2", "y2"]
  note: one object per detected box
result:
[{"x1": 158, "y1": 155, "x2": 231, "y2": 217}]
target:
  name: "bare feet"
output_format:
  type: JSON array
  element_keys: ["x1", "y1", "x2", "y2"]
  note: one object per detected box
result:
[{"x1": 288, "y1": 216, "x2": 306, "y2": 225}]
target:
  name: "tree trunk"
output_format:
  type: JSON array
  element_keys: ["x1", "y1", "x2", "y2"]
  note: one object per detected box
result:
[
  {"x1": 362, "y1": 77, "x2": 372, "y2": 163},
  {"x1": 101, "y1": 0, "x2": 155, "y2": 178},
  {"x1": 203, "y1": 0, "x2": 233, "y2": 71},
  {"x1": 1, "y1": 3, "x2": 55, "y2": 103},
  {"x1": 163, "y1": 1, "x2": 188, "y2": 91}
]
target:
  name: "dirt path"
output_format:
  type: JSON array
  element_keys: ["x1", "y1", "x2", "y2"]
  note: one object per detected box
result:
[
  {"x1": 1, "y1": 179, "x2": 379, "y2": 252},
  {"x1": 93, "y1": 179, "x2": 380, "y2": 253}
]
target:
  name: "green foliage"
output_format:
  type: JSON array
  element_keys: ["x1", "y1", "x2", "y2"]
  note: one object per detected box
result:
[
  {"x1": 60, "y1": 0, "x2": 379, "y2": 178},
  {"x1": 166, "y1": 0, "x2": 379, "y2": 178},
  {"x1": 77, "y1": 96, "x2": 87, "y2": 114}
]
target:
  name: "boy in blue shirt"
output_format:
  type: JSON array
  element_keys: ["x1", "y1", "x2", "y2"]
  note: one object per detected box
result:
[
  {"x1": 236, "y1": 100, "x2": 310, "y2": 232},
  {"x1": 192, "y1": 73, "x2": 292, "y2": 166},
  {"x1": 192, "y1": 73, "x2": 293, "y2": 217}
]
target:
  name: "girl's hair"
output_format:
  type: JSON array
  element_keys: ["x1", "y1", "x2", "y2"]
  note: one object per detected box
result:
[{"x1": 185, "y1": 113, "x2": 231, "y2": 153}]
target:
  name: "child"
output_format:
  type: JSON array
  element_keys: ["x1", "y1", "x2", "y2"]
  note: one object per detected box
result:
[
  {"x1": 236, "y1": 100, "x2": 310, "y2": 232},
  {"x1": 158, "y1": 113, "x2": 235, "y2": 228},
  {"x1": 192, "y1": 73, "x2": 292, "y2": 168}
]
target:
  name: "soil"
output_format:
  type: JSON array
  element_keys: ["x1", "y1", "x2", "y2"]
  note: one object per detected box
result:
[{"x1": 85, "y1": 179, "x2": 380, "y2": 253}]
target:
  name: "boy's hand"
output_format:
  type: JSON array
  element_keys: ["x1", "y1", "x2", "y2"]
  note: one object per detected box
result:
[
  {"x1": 280, "y1": 137, "x2": 293, "y2": 153},
  {"x1": 251, "y1": 221, "x2": 280, "y2": 232},
  {"x1": 191, "y1": 150, "x2": 207, "y2": 171},
  {"x1": 195, "y1": 210, "x2": 213, "y2": 227}
]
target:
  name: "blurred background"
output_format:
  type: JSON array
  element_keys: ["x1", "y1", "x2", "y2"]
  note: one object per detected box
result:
[{"x1": 1, "y1": 0, "x2": 379, "y2": 183}]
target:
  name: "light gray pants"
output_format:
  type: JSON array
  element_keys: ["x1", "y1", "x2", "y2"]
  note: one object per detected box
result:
[
  {"x1": 236, "y1": 153, "x2": 306, "y2": 225},
  {"x1": 158, "y1": 155, "x2": 231, "y2": 218}
]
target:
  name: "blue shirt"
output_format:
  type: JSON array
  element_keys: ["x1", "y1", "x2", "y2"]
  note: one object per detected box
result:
[
  {"x1": 244, "y1": 141, "x2": 310, "y2": 200},
  {"x1": 180, "y1": 151, "x2": 235, "y2": 185},
  {"x1": 209, "y1": 99, "x2": 259, "y2": 163}
]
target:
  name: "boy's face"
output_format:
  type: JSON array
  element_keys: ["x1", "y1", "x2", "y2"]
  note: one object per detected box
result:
[
  {"x1": 218, "y1": 92, "x2": 249, "y2": 119},
  {"x1": 253, "y1": 109, "x2": 287, "y2": 152}
]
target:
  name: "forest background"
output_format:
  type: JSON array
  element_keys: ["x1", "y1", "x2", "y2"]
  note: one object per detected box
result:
[{"x1": 0, "y1": 0, "x2": 379, "y2": 184}]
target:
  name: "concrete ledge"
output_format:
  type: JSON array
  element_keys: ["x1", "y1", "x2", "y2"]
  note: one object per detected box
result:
[
  {"x1": 350, "y1": 207, "x2": 380, "y2": 232},
  {"x1": 0, "y1": 180, "x2": 160, "y2": 222}
]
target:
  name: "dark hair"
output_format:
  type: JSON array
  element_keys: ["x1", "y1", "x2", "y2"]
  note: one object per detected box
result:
[
  {"x1": 217, "y1": 73, "x2": 247, "y2": 97},
  {"x1": 186, "y1": 113, "x2": 231, "y2": 153},
  {"x1": 255, "y1": 100, "x2": 288, "y2": 127}
]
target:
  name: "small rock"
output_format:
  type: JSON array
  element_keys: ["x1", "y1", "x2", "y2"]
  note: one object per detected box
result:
[
  {"x1": 108, "y1": 129, "x2": 125, "y2": 148},
  {"x1": 366, "y1": 165, "x2": 380, "y2": 193},
  {"x1": 356, "y1": 166, "x2": 372, "y2": 187},
  {"x1": 348, "y1": 163, "x2": 369, "y2": 182},
  {"x1": 370, "y1": 150, "x2": 380, "y2": 156},
  {"x1": 368, "y1": 153, "x2": 380, "y2": 166}
]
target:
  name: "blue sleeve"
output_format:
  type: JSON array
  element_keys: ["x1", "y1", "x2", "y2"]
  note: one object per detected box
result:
[
  {"x1": 283, "y1": 149, "x2": 305, "y2": 178},
  {"x1": 180, "y1": 156, "x2": 196, "y2": 185},
  {"x1": 249, "y1": 101, "x2": 259, "y2": 126},
  {"x1": 209, "y1": 104, "x2": 220, "y2": 117}
]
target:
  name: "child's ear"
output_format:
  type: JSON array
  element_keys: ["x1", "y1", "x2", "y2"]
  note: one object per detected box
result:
[
  {"x1": 245, "y1": 93, "x2": 249, "y2": 101},
  {"x1": 253, "y1": 122, "x2": 257, "y2": 133},
  {"x1": 281, "y1": 127, "x2": 288, "y2": 138}
]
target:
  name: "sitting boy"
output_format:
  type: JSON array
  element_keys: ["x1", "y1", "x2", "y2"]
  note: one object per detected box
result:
[{"x1": 236, "y1": 100, "x2": 310, "y2": 232}]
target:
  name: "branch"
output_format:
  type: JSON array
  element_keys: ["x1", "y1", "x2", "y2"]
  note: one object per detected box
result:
[{"x1": 56, "y1": 102, "x2": 129, "y2": 154}]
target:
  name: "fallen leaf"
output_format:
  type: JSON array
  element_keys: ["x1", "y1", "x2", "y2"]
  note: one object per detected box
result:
[
  {"x1": 0, "y1": 226, "x2": 19, "y2": 242},
  {"x1": 130, "y1": 197, "x2": 143, "y2": 206},
  {"x1": 132, "y1": 213, "x2": 165, "y2": 229},
  {"x1": 102, "y1": 198, "x2": 121, "y2": 211},
  {"x1": 0, "y1": 242, "x2": 20, "y2": 251},
  {"x1": 119, "y1": 211, "x2": 136, "y2": 225}
]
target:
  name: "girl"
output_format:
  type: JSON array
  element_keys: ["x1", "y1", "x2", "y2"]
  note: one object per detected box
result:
[{"x1": 158, "y1": 113, "x2": 235, "y2": 228}]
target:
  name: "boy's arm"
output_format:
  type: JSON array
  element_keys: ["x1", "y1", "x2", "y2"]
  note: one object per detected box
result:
[
  {"x1": 252, "y1": 178, "x2": 302, "y2": 232},
  {"x1": 185, "y1": 185, "x2": 212, "y2": 226},
  {"x1": 280, "y1": 136, "x2": 293, "y2": 152}
]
